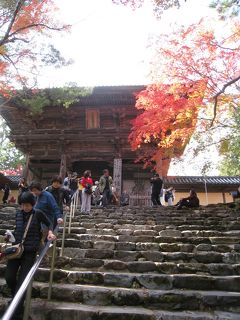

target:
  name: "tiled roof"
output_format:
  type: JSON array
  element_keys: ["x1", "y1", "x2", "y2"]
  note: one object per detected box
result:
[
  {"x1": 164, "y1": 176, "x2": 240, "y2": 185},
  {"x1": 76, "y1": 85, "x2": 145, "y2": 106},
  {"x1": 163, "y1": 176, "x2": 240, "y2": 192}
]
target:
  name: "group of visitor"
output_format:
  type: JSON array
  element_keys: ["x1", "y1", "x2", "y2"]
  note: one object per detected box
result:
[
  {"x1": 150, "y1": 173, "x2": 200, "y2": 209},
  {"x1": 62, "y1": 169, "x2": 129, "y2": 214}
]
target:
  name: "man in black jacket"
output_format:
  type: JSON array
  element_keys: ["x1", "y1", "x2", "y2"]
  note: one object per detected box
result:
[
  {"x1": 45, "y1": 175, "x2": 71, "y2": 215},
  {"x1": 150, "y1": 174, "x2": 163, "y2": 206}
]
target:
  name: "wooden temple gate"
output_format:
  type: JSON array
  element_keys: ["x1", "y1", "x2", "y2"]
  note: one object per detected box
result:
[{"x1": 1, "y1": 86, "x2": 171, "y2": 196}]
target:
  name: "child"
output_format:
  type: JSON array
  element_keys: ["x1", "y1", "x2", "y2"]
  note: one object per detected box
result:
[{"x1": 5, "y1": 191, "x2": 55, "y2": 320}]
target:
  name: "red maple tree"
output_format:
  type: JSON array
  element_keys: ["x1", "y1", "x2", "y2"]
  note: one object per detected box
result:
[
  {"x1": 129, "y1": 81, "x2": 206, "y2": 176},
  {"x1": 129, "y1": 18, "x2": 240, "y2": 175},
  {"x1": 150, "y1": 19, "x2": 240, "y2": 123}
]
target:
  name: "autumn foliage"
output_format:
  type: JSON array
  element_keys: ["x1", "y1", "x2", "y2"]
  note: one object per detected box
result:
[
  {"x1": 129, "y1": 17, "x2": 240, "y2": 175},
  {"x1": 0, "y1": 0, "x2": 68, "y2": 95},
  {"x1": 150, "y1": 19, "x2": 240, "y2": 120},
  {"x1": 129, "y1": 81, "x2": 206, "y2": 175}
]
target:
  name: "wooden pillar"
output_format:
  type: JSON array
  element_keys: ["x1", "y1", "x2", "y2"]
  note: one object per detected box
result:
[
  {"x1": 59, "y1": 154, "x2": 67, "y2": 180},
  {"x1": 22, "y1": 153, "x2": 31, "y2": 183},
  {"x1": 222, "y1": 192, "x2": 226, "y2": 204},
  {"x1": 113, "y1": 158, "x2": 122, "y2": 196}
]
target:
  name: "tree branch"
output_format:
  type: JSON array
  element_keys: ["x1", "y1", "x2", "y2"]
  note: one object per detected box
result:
[
  {"x1": 0, "y1": 0, "x2": 24, "y2": 47},
  {"x1": 211, "y1": 74, "x2": 240, "y2": 126},
  {"x1": 6, "y1": 37, "x2": 30, "y2": 44},
  {"x1": 2, "y1": 53, "x2": 27, "y2": 86},
  {"x1": 9, "y1": 23, "x2": 68, "y2": 40}
]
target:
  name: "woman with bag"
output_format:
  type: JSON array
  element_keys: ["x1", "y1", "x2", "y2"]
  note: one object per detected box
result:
[
  {"x1": 4, "y1": 191, "x2": 56, "y2": 320},
  {"x1": 80, "y1": 170, "x2": 93, "y2": 214},
  {"x1": 164, "y1": 187, "x2": 175, "y2": 206}
]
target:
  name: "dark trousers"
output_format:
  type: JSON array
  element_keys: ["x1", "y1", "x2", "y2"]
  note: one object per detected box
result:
[
  {"x1": 79, "y1": 190, "x2": 82, "y2": 204},
  {"x1": 2, "y1": 192, "x2": 9, "y2": 203},
  {"x1": 151, "y1": 192, "x2": 161, "y2": 206},
  {"x1": 177, "y1": 199, "x2": 198, "y2": 209},
  {"x1": 5, "y1": 252, "x2": 36, "y2": 319},
  {"x1": 102, "y1": 189, "x2": 112, "y2": 207}
]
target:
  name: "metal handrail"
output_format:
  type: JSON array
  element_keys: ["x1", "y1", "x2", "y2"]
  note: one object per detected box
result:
[
  {"x1": 1, "y1": 226, "x2": 58, "y2": 320},
  {"x1": 60, "y1": 190, "x2": 79, "y2": 257},
  {"x1": 1, "y1": 190, "x2": 80, "y2": 320},
  {"x1": 68, "y1": 190, "x2": 79, "y2": 232}
]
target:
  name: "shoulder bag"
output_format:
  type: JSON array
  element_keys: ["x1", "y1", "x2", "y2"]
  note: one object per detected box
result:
[{"x1": 4, "y1": 214, "x2": 33, "y2": 260}]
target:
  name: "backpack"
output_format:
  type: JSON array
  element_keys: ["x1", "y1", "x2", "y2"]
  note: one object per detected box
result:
[
  {"x1": 164, "y1": 191, "x2": 172, "y2": 202},
  {"x1": 84, "y1": 183, "x2": 92, "y2": 195}
]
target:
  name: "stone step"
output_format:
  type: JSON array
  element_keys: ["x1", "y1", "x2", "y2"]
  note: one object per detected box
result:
[
  {"x1": 2, "y1": 257, "x2": 239, "y2": 277},
  {"x1": 52, "y1": 258, "x2": 240, "y2": 275},
  {"x1": 16, "y1": 300, "x2": 240, "y2": 320},
  {"x1": 58, "y1": 238, "x2": 240, "y2": 254},
  {"x1": 1, "y1": 204, "x2": 240, "y2": 319},
  {"x1": 5, "y1": 267, "x2": 239, "y2": 292},
  {"x1": 67, "y1": 221, "x2": 240, "y2": 231},
  {"x1": 4, "y1": 281, "x2": 240, "y2": 312},
  {"x1": 75, "y1": 209, "x2": 235, "y2": 217},
  {"x1": 63, "y1": 227, "x2": 240, "y2": 239},
  {"x1": 73, "y1": 211, "x2": 233, "y2": 220},
  {"x1": 58, "y1": 247, "x2": 240, "y2": 264},
  {"x1": 75, "y1": 216, "x2": 235, "y2": 225},
  {"x1": 59, "y1": 232, "x2": 240, "y2": 246},
  {"x1": 65, "y1": 218, "x2": 240, "y2": 227},
  {"x1": 0, "y1": 296, "x2": 8, "y2": 316}
]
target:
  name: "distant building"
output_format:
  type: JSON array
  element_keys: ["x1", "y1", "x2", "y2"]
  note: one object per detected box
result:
[{"x1": 163, "y1": 176, "x2": 240, "y2": 205}]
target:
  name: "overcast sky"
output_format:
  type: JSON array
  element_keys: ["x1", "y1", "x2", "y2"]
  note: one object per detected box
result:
[{"x1": 38, "y1": 0, "x2": 217, "y2": 88}]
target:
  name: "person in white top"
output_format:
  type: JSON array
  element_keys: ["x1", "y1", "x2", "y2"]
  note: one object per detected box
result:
[{"x1": 164, "y1": 187, "x2": 175, "y2": 206}]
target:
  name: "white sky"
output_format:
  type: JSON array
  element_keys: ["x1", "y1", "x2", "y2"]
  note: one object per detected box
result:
[{"x1": 38, "y1": 0, "x2": 217, "y2": 87}]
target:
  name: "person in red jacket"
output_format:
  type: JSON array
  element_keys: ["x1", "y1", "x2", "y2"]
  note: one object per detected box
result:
[{"x1": 80, "y1": 170, "x2": 93, "y2": 214}]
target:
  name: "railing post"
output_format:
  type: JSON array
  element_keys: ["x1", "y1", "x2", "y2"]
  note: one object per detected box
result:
[
  {"x1": 23, "y1": 279, "x2": 33, "y2": 320},
  {"x1": 72, "y1": 191, "x2": 77, "y2": 218},
  {"x1": 68, "y1": 201, "x2": 73, "y2": 234},
  {"x1": 47, "y1": 240, "x2": 57, "y2": 300},
  {"x1": 60, "y1": 212, "x2": 68, "y2": 257}
]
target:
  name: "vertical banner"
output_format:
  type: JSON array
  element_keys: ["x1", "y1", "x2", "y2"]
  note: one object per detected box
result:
[
  {"x1": 22, "y1": 153, "x2": 30, "y2": 183},
  {"x1": 59, "y1": 154, "x2": 67, "y2": 180},
  {"x1": 113, "y1": 158, "x2": 122, "y2": 196}
]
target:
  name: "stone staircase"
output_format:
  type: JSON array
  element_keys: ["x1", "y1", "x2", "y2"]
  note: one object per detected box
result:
[{"x1": 0, "y1": 204, "x2": 240, "y2": 319}]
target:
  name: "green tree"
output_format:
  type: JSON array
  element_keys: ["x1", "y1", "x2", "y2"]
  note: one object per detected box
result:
[
  {"x1": 113, "y1": 0, "x2": 240, "y2": 18},
  {"x1": 0, "y1": 116, "x2": 25, "y2": 171},
  {"x1": 219, "y1": 107, "x2": 240, "y2": 175},
  {"x1": 210, "y1": 0, "x2": 240, "y2": 19}
]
